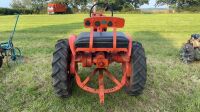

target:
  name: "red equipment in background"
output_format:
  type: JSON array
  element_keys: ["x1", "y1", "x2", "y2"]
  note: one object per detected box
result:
[
  {"x1": 48, "y1": 3, "x2": 66, "y2": 14},
  {"x1": 52, "y1": 3, "x2": 147, "y2": 105}
]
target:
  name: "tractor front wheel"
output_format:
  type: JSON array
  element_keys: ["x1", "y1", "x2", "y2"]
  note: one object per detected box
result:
[
  {"x1": 126, "y1": 41, "x2": 147, "y2": 96},
  {"x1": 52, "y1": 39, "x2": 74, "y2": 98}
]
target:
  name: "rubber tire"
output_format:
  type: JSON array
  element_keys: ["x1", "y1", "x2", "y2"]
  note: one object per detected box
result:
[
  {"x1": 0, "y1": 56, "x2": 2, "y2": 68},
  {"x1": 52, "y1": 39, "x2": 73, "y2": 98},
  {"x1": 180, "y1": 43, "x2": 195, "y2": 63},
  {"x1": 126, "y1": 41, "x2": 147, "y2": 96}
]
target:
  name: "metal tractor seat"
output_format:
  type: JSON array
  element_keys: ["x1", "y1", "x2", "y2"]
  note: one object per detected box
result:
[{"x1": 75, "y1": 32, "x2": 129, "y2": 48}]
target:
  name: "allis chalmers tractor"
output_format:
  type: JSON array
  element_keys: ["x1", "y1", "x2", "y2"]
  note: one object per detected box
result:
[
  {"x1": 180, "y1": 34, "x2": 200, "y2": 63},
  {"x1": 52, "y1": 3, "x2": 147, "y2": 104}
]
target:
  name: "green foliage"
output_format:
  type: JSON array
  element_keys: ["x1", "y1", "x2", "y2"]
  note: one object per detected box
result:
[
  {"x1": 121, "y1": 3, "x2": 135, "y2": 12},
  {"x1": 10, "y1": 0, "x2": 47, "y2": 14},
  {"x1": 50, "y1": 0, "x2": 70, "y2": 4},
  {"x1": 176, "y1": 6, "x2": 200, "y2": 12},
  {"x1": 31, "y1": 0, "x2": 48, "y2": 14},
  {"x1": 157, "y1": 0, "x2": 200, "y2": 9},
  {"x1": 10, "y1": 0, "x2": 25, "y2": 9},
  {"x1": 0, "y1": 8, "x2": 33, "y2": 15},
  {"x1": 9, "y1": 0, "x2": 149, "y2": 14},
  {"x1": 127, "y1": 0, "x2": 149, "y2": 9},
  {"x1": 10, "y1": 0, "x2": 32, "y2": 9},
  {"x1": 66, "y1": 7, "x2": 73, "y2": 14},
  {"x1": 97, "y1": 0, "x2": 149, "y2": 10}
]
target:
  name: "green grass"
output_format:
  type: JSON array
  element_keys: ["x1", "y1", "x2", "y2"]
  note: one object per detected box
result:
[{"x1": 0, "y1": 14, "x2": 200, "y2": 112}]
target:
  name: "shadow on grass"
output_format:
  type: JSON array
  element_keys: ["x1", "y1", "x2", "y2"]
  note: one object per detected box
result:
[
  {"x1": 17, "y1": 22, "x2": 84, "y2": 34},
  {"x1": 1, "y1": 22, "x2": 83, "y2": 41},
  {"x1": 133, "y1": 31, "x2": 179, "y2": 58},
  {"x1": 0, "y1": 22, "x2": 83, "y2": 71},
  {"x1": 2, "y1": 22, "x2": 84, "y2": 63}
]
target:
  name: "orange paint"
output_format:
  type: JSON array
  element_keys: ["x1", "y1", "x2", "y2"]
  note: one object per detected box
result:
[
  {"x1": 48, "y1": 4, "x2": 66, "y2": 14},
  {"x1": 68, "y1": 11, "x2": 133, "y2": 104}
]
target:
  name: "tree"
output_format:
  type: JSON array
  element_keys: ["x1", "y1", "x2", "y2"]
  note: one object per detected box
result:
[
  {"x1": 10, "y1": 0, "x2": 48, "y2": 13},
  {"x1": 10, "y1": 0, "x2": 150, "y2": 13},
  {"x1": 10, "y1": 0, "x2": 29, "y2": 9},
  {"x1": 127, "y1": 0, "x2": 149, "y2": 9},
  {"x1": 96, "y1": 0, "x2": 149, "y2": 10},
  {"x1": 31, "y1": 0, "x2": 48, "y2": 13},
  {"x1": 156, "y1": 0, "x2": 200, "y2": 8},
  {"x1": 50, "y1": 0, "x2": 70, "y2": 5}
]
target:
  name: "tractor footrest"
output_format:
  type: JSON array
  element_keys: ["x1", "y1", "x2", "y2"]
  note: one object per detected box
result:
[{"x1": 75, "y1": 32, "x2": 129, "y2": 48}]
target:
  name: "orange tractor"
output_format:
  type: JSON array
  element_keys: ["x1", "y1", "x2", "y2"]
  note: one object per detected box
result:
[{"x1": 52, "y1": 3, "x2": 147, "y2": 104}]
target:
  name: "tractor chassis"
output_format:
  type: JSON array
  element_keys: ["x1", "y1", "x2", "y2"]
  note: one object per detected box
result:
[{"x1": 68, "y1": 32, "x2": 132, "y2": 104}]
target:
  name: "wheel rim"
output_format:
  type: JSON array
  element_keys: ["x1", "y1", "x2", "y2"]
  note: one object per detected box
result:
[{"x1": 5, "y1": 47, "x2": 23, "y2": 67}]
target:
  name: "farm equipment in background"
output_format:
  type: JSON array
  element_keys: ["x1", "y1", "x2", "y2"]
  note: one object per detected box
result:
[
  {"x1": 0, "y1": 14, "x2": 22, "y2": 68},
  {"x1": 51, "y1": 3, "x2": 147, "y2": 104},
  {"x1": 47, "y1": 3, "x2": 67, "y2": 14},
  {"x1": 180, "y1": 34, "x2": 200, "y2": 63}
]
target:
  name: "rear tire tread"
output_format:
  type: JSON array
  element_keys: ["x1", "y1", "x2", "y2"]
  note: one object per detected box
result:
[
  {"x1": 126, "y1": 41, "x2": 147, "y2": 96},
  {"x1": 52, "y1": 39, "x2": 73, "y2": 98}
]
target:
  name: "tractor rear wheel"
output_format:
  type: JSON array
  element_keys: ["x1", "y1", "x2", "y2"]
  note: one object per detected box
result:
[
  {"x1": 126, "y1": 41, "x2": 147, "y2": 96},
  {"x1": 52, "y1": 39, "x2": 73, "y2": 98}
]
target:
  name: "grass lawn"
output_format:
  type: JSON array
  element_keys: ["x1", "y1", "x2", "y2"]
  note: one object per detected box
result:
[{"x1": 0, "y1": 14, "x2": 200, "y2": 112}]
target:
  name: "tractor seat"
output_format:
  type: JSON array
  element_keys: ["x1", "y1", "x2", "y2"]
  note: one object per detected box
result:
[{"x1": 75, "y1": 32, "x2": 129, "y2": 48}]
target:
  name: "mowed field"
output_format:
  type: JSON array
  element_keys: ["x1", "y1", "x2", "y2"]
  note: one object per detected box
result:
[{"x1": 0, "y1": 14, "x2": 200, "y2": 112}]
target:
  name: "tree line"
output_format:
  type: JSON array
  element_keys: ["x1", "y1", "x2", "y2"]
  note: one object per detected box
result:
[
  {"x1": 9, "y1": 0, "x2": 149, "y2": 14},
  {"x1": 1, "y1": 0, "x2": 200, "y2": 15},
  {"x1": 157, "y1": 0, "x2": 200, "y2": 12}
]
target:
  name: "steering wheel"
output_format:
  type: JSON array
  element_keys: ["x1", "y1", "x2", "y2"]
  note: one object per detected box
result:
[{"x1": 90, "y1": 3, "x2": 113, "y2": 17}]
